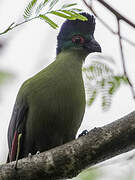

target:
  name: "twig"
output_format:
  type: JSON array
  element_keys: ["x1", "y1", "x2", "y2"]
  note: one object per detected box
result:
[
  {"x1": 83, "y1": 0, "x2": 135, "y2": 100},
  {"x1": 117, "y1": 18, "x2": 135, "y2": 99},
  {"x1": 0, "y1": 23, "x2": 15, "y2": 35},
  {"x1": 82, "y1": 0, "x2": 135, "y2": 47},
  {"x1": 96, "y1": 0, "x2": 135, "y2": 29},
  {"x1": 0, "y1": 17, "x2": 38, "y2": 36}
]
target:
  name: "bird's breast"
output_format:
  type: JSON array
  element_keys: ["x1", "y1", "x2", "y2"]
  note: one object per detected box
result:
[{"x1": 27, "y1": 71, "x2": 85, "y2": 135}]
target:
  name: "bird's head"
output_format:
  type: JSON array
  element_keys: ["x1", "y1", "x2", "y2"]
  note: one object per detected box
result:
[{"x1": 57, "y1": 12, "x2": 101, "y2": 56}]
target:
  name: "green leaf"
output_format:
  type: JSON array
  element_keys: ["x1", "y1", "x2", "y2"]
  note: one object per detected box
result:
[
  {"x1": 23, "y1": 0, "x2": 38, "y2": 19},
  {"x1": 108, "y1": 75, "x2": 128, "y2": 95},
  {"x1": 101, "y1": 79, "x2": 105, "y2": 87},
  {"x1": 39, "y1": 14, "x2": 58, "y2": 29},
  {"x1": 36, "y1": 0, "x2": 50, "y2": 14},
  {"x1": 70, "y1": 10, "x2": 88, "y2": 21},
  {"x1": 84, "y1": 60, "x2": 129, "y2": 110},
  {"x1": 61, "y1": 3, "x2": 77, "y2": 9},
  {"x1": 108, "y1": 81, "x2": 117, "y2": 95},
  {"x1": 83, "y1": 61, "x2": 115, "y2": 110},
  {"x1": 120, "y1": 75, "x2": 128, "y2": 83},
  {"x1": 102, "y1": 94, "x2": 111, "y2": 111},
  {"x1": 50, "y1": 11, "x2": 76, "y2": 20},
  {"x1": 87, "y1": 90, "x2": 97, "y2": 106},
  {"x1": 49, "y1": 0, "x2": 59, "y2": 10},
  {"x1": 100, "y1": 80, "x2": 112, "y2": 111},
  {"x1": 70, "y1": 8, "x2": 83, "y2": 12},
  {"x1": 44, "y1": 0, "x2": 49, "y2": 3},
  {"x1": 60, "y1": 10, "x2": 88, "y2": 21}
]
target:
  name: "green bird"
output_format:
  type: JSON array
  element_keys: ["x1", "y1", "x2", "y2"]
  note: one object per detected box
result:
[{"x1": 7, "y1": 13, "x2": 101, "y2": 163}]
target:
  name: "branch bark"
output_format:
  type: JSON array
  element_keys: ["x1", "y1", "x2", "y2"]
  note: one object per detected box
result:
[{"x1": 1, "y1": 111, "x2": 135, "y2": 180}]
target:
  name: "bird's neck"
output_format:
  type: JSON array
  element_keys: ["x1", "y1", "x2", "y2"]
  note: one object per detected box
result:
[{"x1": 56, "y1": 49, "x2": 87, "y2": 65}]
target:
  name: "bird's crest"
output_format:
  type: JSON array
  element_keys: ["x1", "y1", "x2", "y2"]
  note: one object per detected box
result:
[{"x1": 57, "y1": 13, "x2": 96, "y2": 54}]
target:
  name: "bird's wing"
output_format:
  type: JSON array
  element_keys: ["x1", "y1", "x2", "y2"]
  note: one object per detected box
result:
[{"x1": 7, "y1": 101, "x2": 28, "y2": 162}]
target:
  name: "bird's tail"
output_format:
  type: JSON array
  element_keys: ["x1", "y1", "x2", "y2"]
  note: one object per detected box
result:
[{"x1": 6, "y1": 153, "x2": 10, "y2": 163}]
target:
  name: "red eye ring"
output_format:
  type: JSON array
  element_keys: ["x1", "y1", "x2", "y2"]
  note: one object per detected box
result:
[{"x1": 72, "y1": 35, "x2": 85, "y2": 44}]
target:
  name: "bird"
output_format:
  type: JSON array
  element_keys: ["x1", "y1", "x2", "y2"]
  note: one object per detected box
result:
[{"x1": 7, "y1": 12, "x2": 101, "y2": 164}]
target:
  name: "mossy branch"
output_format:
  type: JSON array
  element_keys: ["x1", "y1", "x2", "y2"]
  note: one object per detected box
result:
[{"x1": 1, "y1": 111, "x2": 135, "y2": 179}]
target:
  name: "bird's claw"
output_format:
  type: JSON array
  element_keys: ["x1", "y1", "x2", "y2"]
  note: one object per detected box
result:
[
  {"x1": 28, "y1": 153, "x2": 32, "y2": 159},
  {"x1": 36, "y1": 151, "x2": 40, "y2": 155},
  {"x1": 78, "y1": 130, "x2": 89, "y2": 138}
]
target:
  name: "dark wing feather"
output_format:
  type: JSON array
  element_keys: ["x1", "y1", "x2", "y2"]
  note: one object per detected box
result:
[{"x1": 7, "y1": 101, "x2": 28, "y2": 162}]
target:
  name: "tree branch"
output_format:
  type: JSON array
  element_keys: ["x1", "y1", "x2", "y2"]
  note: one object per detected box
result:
[
  {"x1": 82, "y1": 0, "x2": 135, "y2": 47},
  {"x1": 83, "y1": 0, "x2": 135, "y2": 101},
  {"x1": 0, "y1": 17, "x2": 38, "y2": 36},
  {"x1": 96, "y1": 0, "x2": 135, "y2": 28},
  {"x1": 1, "y1": 111, "x2": 135, "y2": 179},
  {"x1": 117, "y1": 18, "x2": 135, "y2": 99}
]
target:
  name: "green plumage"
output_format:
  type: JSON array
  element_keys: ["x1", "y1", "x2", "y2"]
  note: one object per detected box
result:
[
  {"x1": 7, "y1": 13, "x2": 101, "y2": 162},
  {"x1": 19, "y1": 49, "x2": 85, "y2": 156}
]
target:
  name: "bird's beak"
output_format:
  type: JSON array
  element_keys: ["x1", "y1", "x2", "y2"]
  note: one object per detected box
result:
[{"x1": 84, "y1": 37, "x2": 101, "y2": 53}]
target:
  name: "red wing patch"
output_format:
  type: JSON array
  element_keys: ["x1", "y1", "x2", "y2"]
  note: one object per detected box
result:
[{"x1": 10, "y1": 131, "x2": 18, "y2": 162}]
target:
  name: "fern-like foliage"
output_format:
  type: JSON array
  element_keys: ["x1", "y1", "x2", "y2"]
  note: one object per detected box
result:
[
  {"x1": 49, "y1": 0, "x2": 59, "y2": 10},
  {"x1": 61, "y1": 3, "x2": 77, "y2": 9},
  {"x1": 39, "y1": 14, "x2": 58, "y2": 29},
  {"x1": 23, "y1": 0, "x2": 38, "y2": 20},
  {"x1": 61, "y1": 3, "x2": 82, "y2": 12},
  {"x1": 83, "y1": 59, "x2": 128, "y2": 110},
  {"x1": 49, "y1": 10, "x2": 87, "y2": 21},
  {"x1": 23, "y1": 0, "x2": 87, "y2": 28},
  {"x1": 36, "y1": 0, "x2": 50, "y2": 14}
]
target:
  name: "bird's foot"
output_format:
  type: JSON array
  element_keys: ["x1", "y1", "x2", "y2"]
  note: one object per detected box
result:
[
  {"x1": 28, "y1": 153, "x2": 32, "y2": 160},
  {"x1": 28, "y1": 151, "x2": 40, "y2": 160},
  {"x1": 78, "y1": 130, "x2": 89, "y2": 138},
  {"x1": 36, "y1": 151, "x2": 40, "y2": 155}
]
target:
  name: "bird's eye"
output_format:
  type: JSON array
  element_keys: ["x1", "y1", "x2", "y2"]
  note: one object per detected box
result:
[{"x1": 72, "y1": 35, "x2": 85, "y2": 44}]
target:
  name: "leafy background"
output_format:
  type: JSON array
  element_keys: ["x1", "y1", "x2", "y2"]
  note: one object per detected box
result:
[{"x1": 0, "y1": 0, "x2": 135, "y2": 180}]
